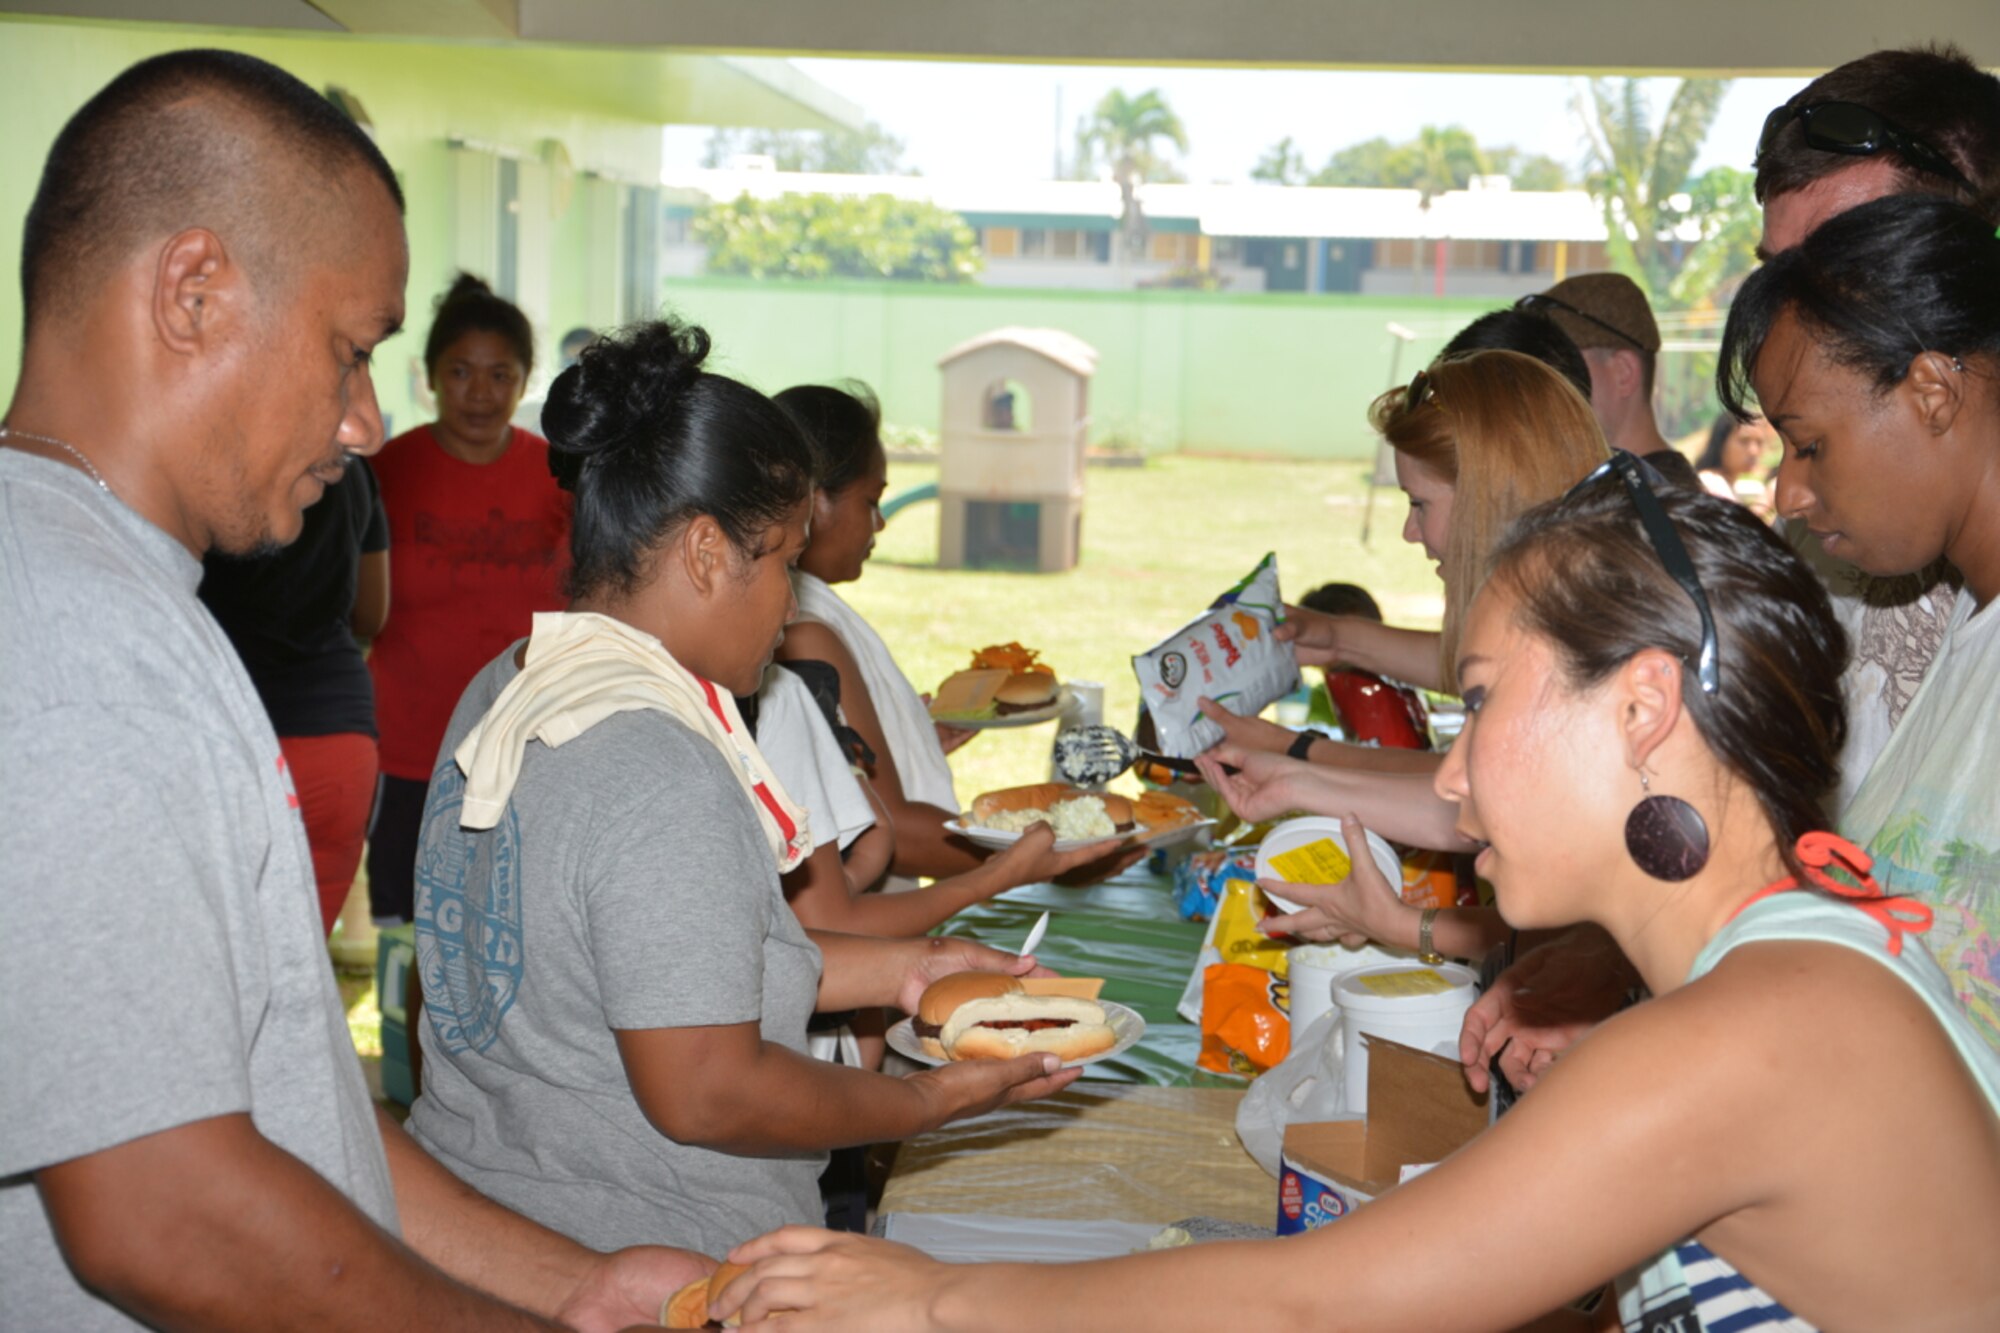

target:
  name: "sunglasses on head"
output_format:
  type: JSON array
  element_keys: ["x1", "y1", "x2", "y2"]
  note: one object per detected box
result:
[
  {"x1": 1514, "y1": 292, "x2": 1646, "y2": 351},
  {"x1": 1561, "y1": 452, "x2": 1722, "y2": 698},
  {"x1": 1756, "y1": 100, "x2": 1972, "y2": 193}
]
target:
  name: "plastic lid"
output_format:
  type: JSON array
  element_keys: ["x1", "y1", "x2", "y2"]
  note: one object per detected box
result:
[{"x1": 1334, "y1": 963, "x2": 1478, "y2": 1012}]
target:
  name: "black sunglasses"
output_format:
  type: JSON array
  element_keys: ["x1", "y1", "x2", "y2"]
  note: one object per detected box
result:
[
  {"x1": 1514, "y1": 292, "x2": 1646, "y2": 351},
  {"x1": 1406, "y1": 365, "x2": 1440, "y2": 409},
  {"x1": 1562, "y1": 452, "x2": 1722, "y2": 697},
  {"x1": 1756, "y1": 100, "x2": 1972, "y2": 193}
]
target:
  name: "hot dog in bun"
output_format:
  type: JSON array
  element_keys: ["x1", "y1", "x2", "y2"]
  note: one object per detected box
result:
[{"x1": 913, "y1": 973, "x2": 1118, "y2": 1064}]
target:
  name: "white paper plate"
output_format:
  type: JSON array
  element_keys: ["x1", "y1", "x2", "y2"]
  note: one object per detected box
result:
[
  {"x1": 1252, "y1": 816, "x2": 1405, "y2": 915},
  {"x1": 930, "y1": 687, "x2": 1069, "y2": 730},
  {"x1": 886, "y1": 999, "x2": 1146, "y2": 1068},
  {"x1": 945, "y1": 817, "x2": 1217, "y2": 854}
]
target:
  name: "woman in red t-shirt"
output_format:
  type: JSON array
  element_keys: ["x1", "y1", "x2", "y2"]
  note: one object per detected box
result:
[{"x1": 366, "y1": 273, "x2": 570, "y2": 923}]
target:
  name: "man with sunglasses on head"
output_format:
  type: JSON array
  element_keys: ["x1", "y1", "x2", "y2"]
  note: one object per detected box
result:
[
  {"x1": 1518, "y1": 274, "x2": 1701, "y2": 490},
  {"x1": 1754, "y1": 42, "x2": 1998, "y2": 260}
]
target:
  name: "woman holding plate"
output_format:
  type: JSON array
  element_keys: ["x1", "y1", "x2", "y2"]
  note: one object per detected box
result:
[
  {"x1": 406, "y1": 322, "x2": 1104, "y2": 1258},
  {"x1": 775, "y1": 382, "x2": 1138, "y2": 889}
]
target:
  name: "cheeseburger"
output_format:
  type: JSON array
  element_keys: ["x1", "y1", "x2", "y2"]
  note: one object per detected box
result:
[{"x1": 914, "y1": 973, "x2": 1117, "y2": 1063}]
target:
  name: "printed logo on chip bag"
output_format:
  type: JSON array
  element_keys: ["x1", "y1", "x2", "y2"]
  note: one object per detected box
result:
[{"x1": 1160, "y1": 651, "x2": 1187, "y2": 689}]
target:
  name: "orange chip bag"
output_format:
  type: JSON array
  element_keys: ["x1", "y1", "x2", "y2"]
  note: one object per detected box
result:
[{"x1": 1198, "y1": 962, "x2": 1291, "y2": 1077}]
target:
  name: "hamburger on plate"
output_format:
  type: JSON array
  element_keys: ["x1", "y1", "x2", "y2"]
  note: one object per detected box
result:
[{"x1": 931, "y1": 642, "x2": 1062, "y2": 721}]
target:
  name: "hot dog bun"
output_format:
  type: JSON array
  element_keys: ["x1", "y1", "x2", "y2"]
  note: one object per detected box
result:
[
  {"x1": 661, "y1": 1260, "x2": 761, "y2": 1328},
  {"x1": 939, "y1": 994, "x2": 1119, "y2": 1063},
  {"x1": 915, "y1": 973, "x2": 1023, "y2": 1060}
]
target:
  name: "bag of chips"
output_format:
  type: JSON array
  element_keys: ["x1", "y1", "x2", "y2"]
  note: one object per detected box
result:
[
  {"x1": 1133, "y1": 553, "x2": 1299, "y2": 759},
  {"x1": 1198, "y1": 962, "x2": 1292, "y2": 1077}
]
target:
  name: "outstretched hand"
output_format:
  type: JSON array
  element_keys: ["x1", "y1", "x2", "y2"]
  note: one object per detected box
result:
[
  {"x1": 985, "y1": 821, "x2": 1127, "y2": 891},
  {"x1": 1257, "y1": 813, "x2": 1412, "y2": 948},
  {"x1": 1194, "y1": 746, "x2": 1311, "y2": 824},
  {"x1": 891, "y1": 935, "x2": 1050, "y2": 1016},
  {"x1": 1458, "y1": 928, "x2": 1632, "y2": 1094},
  {"x1": 1196, "y1": 696, "x2": 1298, "y2": 756},
  {"x1": 1274, "y1": 603, "x2": 1345, "y2": 668},
  {"x1": 717, "y1": 1227, "x2": 953, "y2": 1332},
  {"x1": 556, "y1": 1244, "x2": 715, "y2": 1333}
]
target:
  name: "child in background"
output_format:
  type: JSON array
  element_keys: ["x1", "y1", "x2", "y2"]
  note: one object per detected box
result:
[{"x1": 1297, "y1": 581, "x2": 1430, "y2": 751}]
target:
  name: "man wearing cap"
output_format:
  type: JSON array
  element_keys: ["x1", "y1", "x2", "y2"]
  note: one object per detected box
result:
[{"x1": 1519, "y1": 273, "x2": 1700, "y2": 489}]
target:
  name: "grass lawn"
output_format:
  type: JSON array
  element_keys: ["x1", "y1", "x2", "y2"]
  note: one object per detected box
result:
[
  {"x1": 336, "y1": 454, "x2": 1445, "y2": 1057},
  {"x1": 844, "y1": 453, "x2": 1444, "y2": 801}
]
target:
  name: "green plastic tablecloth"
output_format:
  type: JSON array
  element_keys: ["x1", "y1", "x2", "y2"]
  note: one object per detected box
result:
[{"x1": 929, "y1": 866, "x2": 1241, "y2": 1088}]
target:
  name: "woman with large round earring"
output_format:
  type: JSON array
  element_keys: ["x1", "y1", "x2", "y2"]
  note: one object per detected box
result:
[{"x1": 712, "y1": 481, "x2": 2000, "y2": 1333}]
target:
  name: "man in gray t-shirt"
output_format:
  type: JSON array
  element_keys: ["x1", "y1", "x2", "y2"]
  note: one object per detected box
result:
[
  {"x1": 3, "y1": 50, "x2": 704, "y2": 1330},
  {"x1": 412, "y1": 652, "x2": 827, "y2": 1254}
]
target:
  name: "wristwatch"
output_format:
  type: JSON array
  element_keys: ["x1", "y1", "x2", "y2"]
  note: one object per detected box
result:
[
  {"x1": 1286, "y1": 730, "x2": 1318, "y2": 761},
  {"x1": 1418, "y1": 908, "x2": 1445, "y2": 965}
]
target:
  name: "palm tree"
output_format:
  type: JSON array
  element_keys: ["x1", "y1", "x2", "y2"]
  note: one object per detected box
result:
[
  {"x1": 1574, "y1": 77, "x2": 1730, "y2": 303},
  {"x1": 1077, "y1": 88, "x2": 1189, "y2": 264}
]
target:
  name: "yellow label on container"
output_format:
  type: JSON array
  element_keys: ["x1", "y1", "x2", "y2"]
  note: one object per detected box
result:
[
  {"x1": 1267, "y1": 837, "x2": 1353, "y2": 885},
  {"x1": 1355, "y1": 968, "x2": 1453, "y2": 998}
]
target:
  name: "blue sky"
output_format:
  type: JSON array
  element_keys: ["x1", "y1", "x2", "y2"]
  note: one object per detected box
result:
[{"x1": 663, "y1": 60, "x2": 1811, "y2": 183}]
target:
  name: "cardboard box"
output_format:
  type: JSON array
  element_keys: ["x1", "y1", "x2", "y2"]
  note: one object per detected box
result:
[{"x1": 1275, "y1": 1034, "x2": 1488, "y2": 1233}]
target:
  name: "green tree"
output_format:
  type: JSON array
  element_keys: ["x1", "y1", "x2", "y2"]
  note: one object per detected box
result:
[
  {"x1": 1485, "y1": 146, "x2": 1571, "y2": 191},
  {"x1": 700, "y1": 120, "x2": 911, "y2": 175},
  {"x1": 1312, "y1": 136, "x2": 1398, "y2": 187},
  {"x1": 1311, "y1": 125, "x2": 1491, "y2": 192},
  {"x1": 1574, "y1": 77, "x2": 1730, "y2": 301},
  {"x1": 1250, "y1": 135, "x2": 1308, "y2": 186},
  {"x1": 693, "y1": 193, "x2": 981, "y2": 283},
  {"x1": 1075, "y1": 88, "x2": 1190, "y2": 261}
]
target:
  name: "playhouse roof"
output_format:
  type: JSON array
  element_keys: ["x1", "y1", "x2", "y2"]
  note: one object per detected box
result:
[{"x1": 937, "y1": 327, "x2": 1099, "y2": 379}]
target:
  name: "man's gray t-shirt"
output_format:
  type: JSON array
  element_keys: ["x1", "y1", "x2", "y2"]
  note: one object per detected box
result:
[
  {"x1": 409, "y1": 648, "x2": 826, "y2": 1255},
  {"x1": 0, "y1": 454, "x2": 398, "y2": 1329}
]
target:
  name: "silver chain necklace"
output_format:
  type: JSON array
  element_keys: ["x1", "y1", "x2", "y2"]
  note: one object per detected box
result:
[{"x1": 0, "y1": 424, "x2": 111, "y2": 493}]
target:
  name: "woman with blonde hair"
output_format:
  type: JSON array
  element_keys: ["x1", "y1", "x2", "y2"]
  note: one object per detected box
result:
[{"x1": 1191, "y1": 350, "x2": 1608, "y2": 961}]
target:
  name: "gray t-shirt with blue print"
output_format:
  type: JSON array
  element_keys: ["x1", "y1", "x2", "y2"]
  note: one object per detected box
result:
[{"x1": 408, "y1": 647, "x2": 825, "y2": 1255}]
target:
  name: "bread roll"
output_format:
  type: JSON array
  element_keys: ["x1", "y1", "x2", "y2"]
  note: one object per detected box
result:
[{"x1": 938, "y1": 994, "x2": 1118, "y2": 1063}]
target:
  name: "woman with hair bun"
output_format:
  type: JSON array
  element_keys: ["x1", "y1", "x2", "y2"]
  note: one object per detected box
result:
[
  {"x1": 406, "y1": 319, "x2": 1087, "y2": 1258},
  {"x1": 717, "y1": 478, "x2": 2000, "y2": 1333},
  {"x1": 366, "y1": 273, "x2": 569, "y2": 925}
]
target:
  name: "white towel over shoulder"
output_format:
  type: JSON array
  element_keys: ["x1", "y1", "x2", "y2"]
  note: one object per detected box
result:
[
  {"x1": 454, "y1": 612, "x2": 811, "y2": 872},
  {"x1": 791, "y1": 571, "x2": 958, "y2": 811}
]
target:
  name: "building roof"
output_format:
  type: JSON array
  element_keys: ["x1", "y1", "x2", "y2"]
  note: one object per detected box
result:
[
  {"x1": 938, "y1": 327, "x2": 1099, "y2": 378},
  {"x1": 663, "y1": 165, "x2": 1614, "y2": 243}
]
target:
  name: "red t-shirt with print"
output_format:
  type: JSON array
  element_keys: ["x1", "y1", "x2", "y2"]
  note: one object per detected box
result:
[{"x1": 369, "y1": 425, "x2": 570, "y2": 780}]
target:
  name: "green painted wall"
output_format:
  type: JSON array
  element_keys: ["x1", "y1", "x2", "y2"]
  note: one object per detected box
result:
[
  {"x1": 0, "y1": 16, "x2": 663, "y2": 435},
  {"x1": 663, "y1": 278, "x2": 1492, "y2": 459}
]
